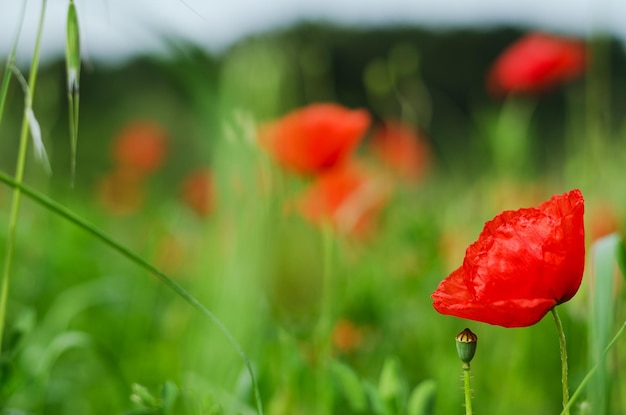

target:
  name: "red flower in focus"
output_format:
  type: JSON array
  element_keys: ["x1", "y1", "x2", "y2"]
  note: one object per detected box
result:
[
  {"x1": 112, "y1": 120, "x2": 167, "y2": 175},
  {"x1": 487, "y1": 33, "x2": 586, "y2": 97},
  {"x1": 258, "y1": 103, "x2": 371, "y2": 175},
  {"x1": 369, "y1": 120, "x2": 431, "y2": 183},
  {"x1": 297, "y1": 163, "x2": 389, "y2": 236},
  {"x1": 431, "y1": 189, "x2": 585, "y2": 328},
  {"x1": 181, "y1": 169, "x2": 213, "y2": 217}
]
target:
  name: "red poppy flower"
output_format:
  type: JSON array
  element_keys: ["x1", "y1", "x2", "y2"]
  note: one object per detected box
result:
[
  {"x1": 431, "y1": 189, "x2": 585, "y2": 328},
  {"x1": 369, "y1": 120, "x2": 431, "y2": 183},
  {"x1": 112, "y1": 120, "x2": 167, "y2": 175},
  {"x1": 297, "y1": 163, "x2": 389, "y2": 236},
  {"x1": 181, "y1": 169, "x2": 213, "y2": 218},
  {"x1": 487, "y1": 32, "x2": 586, "y2": 97},
  {"x1": 258, "y1": 103, "x2": 371, "y2": 175}
]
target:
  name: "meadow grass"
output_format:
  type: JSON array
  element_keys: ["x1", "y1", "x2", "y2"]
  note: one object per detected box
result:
[{"x1": 0, "y1": 3, "x2": 626, "y2": 415}]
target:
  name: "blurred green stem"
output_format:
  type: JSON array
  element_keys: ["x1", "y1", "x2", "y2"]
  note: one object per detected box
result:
[
  {"x1": 0, "y1": 0, "x2": 47, "y2": 355},
  {"x1": 0, "y1": 171, "x2": 264, "y2": 415},
  {"x1": 551, "y1": 308, "x2": 570, "y2": 415},
  {"x1": 561, "y1": 321, "x2": 626, "y2": 415},
  {"x1": 313, "y1": 223, "x2": 335, "y2": 414},
  {"x1": 463, "y1": 363, "x2": 472, "y2": 415}
]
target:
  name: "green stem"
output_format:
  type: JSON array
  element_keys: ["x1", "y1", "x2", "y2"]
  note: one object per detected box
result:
[
  {"x1": 560, "y1": 321, "x2": 626, "y2": 415},
  {"x1": 0, "y1": 0, "x2": 48, "y2": 355},
  {"x1": 314, "y1": 224, "x2": 334, "y2": 414},
  {"x1": 551, "y1": 307, "x2": 570, "y2": 415},
  {"x1": 0, "y1": 171, "x2": 264, "y2": 415},
  {"x1": 463, "y1": 363, "x2": 472, "y2": 415}
]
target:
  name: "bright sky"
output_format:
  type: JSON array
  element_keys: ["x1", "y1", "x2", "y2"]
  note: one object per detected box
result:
[{"x1": 0, "y1": 0, "x2": 622, "y2": 65}]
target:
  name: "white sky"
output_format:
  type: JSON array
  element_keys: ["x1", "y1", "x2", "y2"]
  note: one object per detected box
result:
[{"x1": 0, "y1": 0, "x2": 623, "y2": 65}]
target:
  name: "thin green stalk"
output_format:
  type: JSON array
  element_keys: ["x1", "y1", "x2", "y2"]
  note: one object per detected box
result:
[
  {"x1": 314, "y1": 223, "x2": 334, "y2": 415},
  {"x1": 463, "y1": 363, "x2": 472, "y2": 415},
  {"x1": 551, "y1": 307, "x2": 570, "y2": 415},
  {"x1": 560, "y1": 321, "x2": 626, "y2": 415},
  {"x1": 0, "y1": 0, "x2": 48, "y2": 355},
  {"x1": 0, "y1": 170, "x2": 264, "y2": 415},
  {"x1": 0, "y1": 0, "x2": 28, "y2": 127}
]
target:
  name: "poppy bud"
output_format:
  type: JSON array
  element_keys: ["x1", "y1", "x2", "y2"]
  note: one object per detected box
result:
[{"x1": 455, "y1": 328, "x2": 477, "y2": 365}]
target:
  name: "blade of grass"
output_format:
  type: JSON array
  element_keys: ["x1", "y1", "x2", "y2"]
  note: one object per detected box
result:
[
  {"x1": 0, "y1": 170, "x2": 264, "y2": 415},
  {"x1": 588, "y1": 233, "x2": 621, "y2": 413},
  {"x1": 0, "y1": 0, "x2": 28, "y2": 129},
  {"x1": 65, "y1": 0, "x2": 81, "y2": 185},
  {"x1": 0, "y1": 0, "x2": 48, "y2": 356}
]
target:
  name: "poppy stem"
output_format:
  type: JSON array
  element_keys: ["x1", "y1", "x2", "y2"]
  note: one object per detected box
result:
[
  {"x1": 551, "y1": 307, "x2": 570, "y2": 415},
  {"x1": 463, "y1": 363, "x2": 473, "y2": 415}
]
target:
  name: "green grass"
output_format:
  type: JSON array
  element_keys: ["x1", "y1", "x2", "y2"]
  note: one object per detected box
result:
[{"x1": 1, "y1": 5, "x2": 626, "y2": 415}]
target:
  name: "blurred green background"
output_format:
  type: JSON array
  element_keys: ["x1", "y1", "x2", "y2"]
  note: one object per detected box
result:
[{"x1": 1, "y1": 21, "x2": 626, "y2": 414}]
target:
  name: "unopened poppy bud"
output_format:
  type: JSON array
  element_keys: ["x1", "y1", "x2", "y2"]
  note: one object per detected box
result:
[{"x1": 455, "y1": 328, "x2": 477, "y2": 364}]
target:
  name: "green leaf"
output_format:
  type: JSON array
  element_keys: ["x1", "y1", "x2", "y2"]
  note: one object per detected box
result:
[
  {"x1": 407, "y1": 379, "x2": 436, "y2": 415},
  {"x1": 161, "y1": 381, "x2": 179, "y2": 414},
  {"x1": 589, "y1": 233, "x2": 622, "y2": 414},
  {"x1": 378, "y1": 357, "x2": 407, "y2": 415},
  {"x1": 330, "y1": 360, "x2": 367, "y2": 412}
]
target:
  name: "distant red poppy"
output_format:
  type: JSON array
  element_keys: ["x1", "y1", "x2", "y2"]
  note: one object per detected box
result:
[
  {"x1": 369, "y1": 120, "x2": 431, "y2": 183},
  {"x1": 487, "y1": 33, "x2": 586, "y2": 97},
  {"x1": 432, "y1": 189, "x2": 585, "y2": 328},
  {"x1": 588, "y1": 201, "x2": 621, "y2": 241},
  {"x1": 332, "y1": 319, "x2": 363, "y2": 352},
  {"x1": 97, "y1": 167, "x2": 145, "y2": 216},
  {"x1": 181, "y1": 169, "x2": 213, "y2": 218},
  {"x1": 258, "y1": 103, "x2": 371, "y2": 175},
  {"x1": 297, "y1": 163, "x2": 389, "y2": 236},
  {"x1": 112, "y1": 120, "x2": 167, "y2": 175}
]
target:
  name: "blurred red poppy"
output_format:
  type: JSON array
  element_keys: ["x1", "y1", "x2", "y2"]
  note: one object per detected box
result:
[
  {"x1": 431, "y1": 189, "x2": 585, "y2": 328},
  {"x1": 297, "y1": 163, "x2": 389, "y2": 236},
  {"x1": 332, "y1": 319, "x2": 363, "y2": 352},
  {"x1": 369, "y1": 120, "x2": 431, "y2": 183},
  {"x1": 112, "y1": 120, "x2": 167, "y2": 175},
  {"x1": 181, "y1": 169, "x2": 213, "y2": 218},
  {"x1": 588, "y1": 200, "x2": 621, "y2": 241},
  {"x1": 258, "y1": 103, "x2": 370, "y2": 175},
  {"x1": 487, "y1": 32, "x2": 586, "y2": 97},
  {"x1": 97, "y1": 167, "x2": 145, "y2": 216}
]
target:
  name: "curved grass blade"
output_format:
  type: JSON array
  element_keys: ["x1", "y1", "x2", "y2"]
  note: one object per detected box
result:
[
  {"x1": 0, "y1": 0, "x2": 49, "y2": 358},
  {"x1": 560, "y1": 233, "x2": 625, "y2": 414},
  {"x1": 0, "y1": 170, "x2": 264, "y2": 415},
  {"x1": 589, "y1": 233, "x2": 621, "y2": 413}
]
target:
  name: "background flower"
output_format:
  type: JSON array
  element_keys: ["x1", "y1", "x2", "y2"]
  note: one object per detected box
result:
[
  {"x1": 296, "y1": 163, "x2": 390, "y2": 236},
  {"x1": 369, "y1": 120, "x2": 432, "y2": 184},
  {"x1": 258, "y1": 103, "x2": 371, "y2": 175},
  {"x1": 487, "y1": 32, "x2": 586, "y2": 97},
  {"x1": 111, "y1": 120, "x2": 168, "y2": 176}
]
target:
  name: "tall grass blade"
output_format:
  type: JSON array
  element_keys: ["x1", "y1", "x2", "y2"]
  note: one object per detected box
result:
[
  {"x1": 0, "y1": 0, "x2": 49, "y2": 357},
  {"x1": 0, "y1": 171, "x2": 264, "y2": 415},
  {"x1": 0, "y1": 0, "x2": 27, "y2": 130},
  {"x1": 65, "y1": 0, "x2": 81, "y2": 185},
  {"x1": 589, "y1": 233, "x2": 622, "y2": 414}
]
